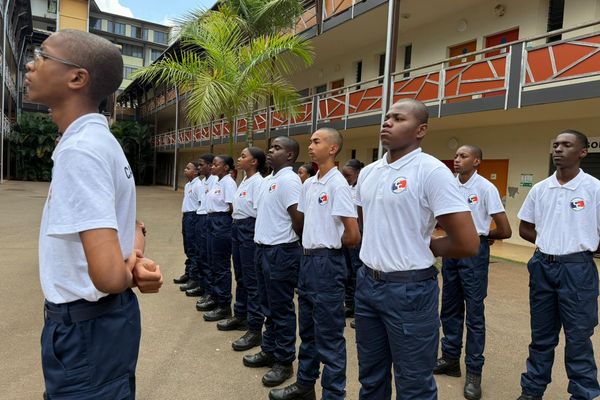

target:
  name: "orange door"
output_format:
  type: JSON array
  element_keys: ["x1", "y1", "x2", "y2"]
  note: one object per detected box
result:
[
  {"x1": 448, "y1": 40, "x2": 477, "y2": 67},
  {"x1": 485, "y1": 28, "x2": 519, "y2": 57},
  {"x1": 478, "y1": 159, "x2": 509, "y2": 199}
]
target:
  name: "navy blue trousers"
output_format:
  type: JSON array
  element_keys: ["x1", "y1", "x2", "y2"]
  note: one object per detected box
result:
[
  {"x1": 193, "y1": 214, "x2": 210, "y2": 290},
  {"x1": 343, "y1": 244, "x2": 363, "y2": 310},
  {"x1": 231, "y1": 218, "x2": 264, "y2": 331},
  {"x1": 440, "y1": 238, "x2": 490, "y2": 374},
  {"x1": 521, "y1": 250, "x2": 600, "y2": 400},
  {"x1": 297, "y1": 253, "x2": 347, "y2": 399},
  {"x1": 256, "y1": 243, "x2": 301, "y2": 364},
  {"x1": 41, "y1": 289, "x2": 140, "y2": 399},
  {"x1": 207, "y1": 213, "x2": 233, "y2": 306},
  {"x1": 182, "y1": 212, "x2": 197, "y2": 276},
  {"x1": 355, "y1": 267, "x2": 439, "y2": 400}
]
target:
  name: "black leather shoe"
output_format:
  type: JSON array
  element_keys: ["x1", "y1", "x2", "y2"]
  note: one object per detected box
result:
[
  {"x1": 233, "y1": 330, "x2": 262, "y2": 351},
  {"x1": 269, "y1": 382, "x2": 316, "y2": 400},
  {"x1": 262, "y1": 363, "x2": 293, "y2": 387},
  {"x1": 433, "y1": 357, "x2": 461, "y2": 377},
  {"x1": 243, "y1": 351, "x2": 275, "y2": 368},
  {"x1": 196, "y1": 297, "x2": 217, "y2": 311},
  {"x1": 185, "y1": 286, "x2": 205, "y2": 297},
  {"x1": 217, "y1": 316, "x2": 248, "y2": 331},
  {"x1": 344, "y1": 306, "x2": 354, "y2": 318},
  {"x1": 173, "y1": 273, "x2": 189, "y2": 284},
  {"x1": 179, "y1": 280, "x2": 199, "y2": 291},
  {"x1": 464, "y1": 372, "x2": 482, "y2": 400},
  {"x1": 516, "y1": 395, "x2": 542, "y2": 400},
  {"x1": 203, "y1": 306, "x2": 232, "y2": 321},
  {"x1": 350, "y1": 319, "x2": 355, "y2": 329}
]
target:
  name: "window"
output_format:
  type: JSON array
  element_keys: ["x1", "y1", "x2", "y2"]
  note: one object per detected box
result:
[
  {"x1": 153, "y1": 30, "x2": 168, "y2": 44},
  {"x1": 547, "y1": 0, "x2": 565, "y2": 42},
  {"x1": 108, "y1": 21, "x2": 126, "y2": 35},
  {"x1": 355, "y1": 60, "x2": 362, "y2": 89},
  {"x1": 122, "y1": 44, "x2": 143, "y2": 58},
  {"x1": 47, "y1": 0, "x2": 57, "y2": 13},
  {"x1": 90, "y1": 17, "x2": 102, "y2": 30},
  {"x1": 151, "y1": 49, "x2": 162, "y2": 62},
  {"x1": 330, "y1": 79, "x2": 344, "y2": 95},
  {"x1": 130, "y1": 26, "x2": 142, "y2": 39},
  {"x1": 315, "y1": 84, "x2": 327, "y2": 94},
  {"x1": 143, "y1": 29, "x2": 149, "y2": 41},
  {"x1": 297, "y1": 88, "x2": 309, "y2": 98},
  {"x1": 403, "y1": 45, "x2": 412, "y2": 78},
  {"x1": 378, "y1": 53, "x2": 385, "y2": 84},
  {"x1": 123, "y1": 66, "x2": 138, "y2": 79}
]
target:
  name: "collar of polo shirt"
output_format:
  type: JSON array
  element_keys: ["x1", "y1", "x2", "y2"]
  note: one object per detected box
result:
[
  {"x1": 548, "y1": 169, "x2": 584, "y2": 190},
  {"x1": 458, "y1": 170, "x2": 478, "y2": 188},
  {"x1": 378, "y1": 148, "x2": 422, "y2": 170},
  {"x1": 314, "y1": 167, "x2": 338, "y2": 184}
]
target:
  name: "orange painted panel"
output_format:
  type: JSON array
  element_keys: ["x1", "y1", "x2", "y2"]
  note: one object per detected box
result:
[
  {"x1": 324, "y1": 0, "x2": 353, "y2": 19},
  {"x1": 458, "y1": 80, "x2": 505, "y2": 94},
  {"x1": 461, "y1": 62, "x2": 496, "y2": 80},
  {"x1": 557, "y1": 51, "x2": 600, "y2": 78},
  {"x1": 552, "y1": 44, "x2": 595, "y2": 72},
  {"x1": 526, "y1": 48, "x2": 554, "y2": 83},
  {"x1": 583, "y1": 34, "x2": 600, "y2": 45},
  {"x1": 416, "y1": 82, "x2": 439, "y2": 101}
]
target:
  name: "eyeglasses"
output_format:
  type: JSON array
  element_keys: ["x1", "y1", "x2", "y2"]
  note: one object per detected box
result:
[{"x1": 33, "y1": 48, "x2": 83, "y2": 69}]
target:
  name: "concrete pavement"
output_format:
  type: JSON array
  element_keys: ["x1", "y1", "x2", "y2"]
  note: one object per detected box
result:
[{"x1": 1, "y1": 181, "x2": 597, "y2": 399}]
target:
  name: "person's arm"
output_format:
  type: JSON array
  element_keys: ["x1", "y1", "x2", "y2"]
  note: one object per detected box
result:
[
  {"x1": 340, "y1": 216, "x2": 361, "y2": 247},
  {"x1": 135, "y1": 220, "x2": 146, "y2": 253},
  {"x1": 288, "y1": 204, "x2": 304, "y2": 237},
  {"x1": 519, "y1": 220, "x2": 537, "y2": 244},
  {"x1": 488, "y1": 212, "x2": 512, "y2": 241},
  {"x1": 357, "y1": 206, "x2": 363, "y2": 232},
  {"x1": 132, "y1": 250, "x2": 163, "y2": 293},
  {"x1": 80, "y1": 228, "x2": 135, "y2": 294},
  {"x1": 430, "y1": 212, "x2": 479, "y2": 258}
]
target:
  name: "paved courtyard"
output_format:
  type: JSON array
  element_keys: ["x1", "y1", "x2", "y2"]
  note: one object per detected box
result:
[{"x1": 1, "y1": 181, "x2": 597, "y2": 399}]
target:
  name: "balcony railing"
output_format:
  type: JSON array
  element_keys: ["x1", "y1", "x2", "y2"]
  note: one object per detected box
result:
[{"x1": 149, "y1": 21, "x2": 600, "y2": 149}]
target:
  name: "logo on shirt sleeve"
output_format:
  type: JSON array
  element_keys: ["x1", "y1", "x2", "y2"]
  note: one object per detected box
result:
[
  {"x1": 318, "y1": 192, "x2": 329, "y2": 205},
  {"x1": 239, "y1": 191, "x2": 248, "y2": 198},
  {"x1": 467, "y1": 194, "x2": 479, "y2": 205},
  {"x1": 269, "y1": 183, "x2": 277, "y2": 193},
  {"x1": 124, "y1": 165, "x2": 132, "y2": 179},
  {"x1": 570, "y1": 197, "x2": 585, "y2": 211},
  {"x1": 391, "y1": 177, "x2": 408, "y2": 194}
]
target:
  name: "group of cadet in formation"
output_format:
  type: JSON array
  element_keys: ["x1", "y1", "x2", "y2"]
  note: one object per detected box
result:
[
  {"x1": 174, "y1": 99, "x2": 600, "y2": 400},
  {"x1": 29, "y1": 29, "x2": 599, "y2": 400}
]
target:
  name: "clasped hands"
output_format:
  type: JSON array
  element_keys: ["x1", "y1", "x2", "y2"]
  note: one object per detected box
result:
[{"x1": 128, "y1": 249, "x2": 163, "y2": 293}]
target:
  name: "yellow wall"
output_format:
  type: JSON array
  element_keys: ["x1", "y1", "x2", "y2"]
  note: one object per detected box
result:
[{"x1": 59, "y1": 0, "x2": 89, "y2": 32}]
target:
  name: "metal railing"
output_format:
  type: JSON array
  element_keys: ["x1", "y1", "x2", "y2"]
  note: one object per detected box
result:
[{"x1": 147, "y1": 21, "x2": 600, "y2": 149}]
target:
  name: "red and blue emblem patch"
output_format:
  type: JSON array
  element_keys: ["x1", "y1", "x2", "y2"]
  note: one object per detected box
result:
[
  {"x1": 468, "y1": 194, "x2": 479, "y2": 205},
  {"x1": 318, "y1": 192, "x2": 329, "y2": 205},
  {"x1": 570, "y1": 197, "x2": 585, "y2": 211},
  {"x1": 239, "y1": 190, "x2": 248, "y2": 198},
  {"x1": 269, "y1": 183, "x2": 277, "y2": 193},
  {"x1": 391, "y1": 177, "x2": 408, "y2": 194}
]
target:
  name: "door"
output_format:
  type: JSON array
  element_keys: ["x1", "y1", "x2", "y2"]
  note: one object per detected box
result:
[
  {"x1": 441, "y1": 159, "x2": 509, "y2": 200},
  {"x1": 448, "y1": 40, "x2": 477, "y2": 67},
  {"x1": 485, "y1": 28, "x2": 519, "y2": 57}
]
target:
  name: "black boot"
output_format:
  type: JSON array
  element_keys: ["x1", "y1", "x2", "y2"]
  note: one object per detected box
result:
[
  {"x1": 269, "y1": 382, "x2": 316, "y2": 400},
  {"x1": 216, "y1": 316, "x2": 248, "y2": 331},
  {"x1": 179, "y1": 280, "x2": 199, "y2": 291},
  {"x1": 262, "y1": 363, "x2": 293, "y2": 387},
  {"x1": 185, "y1": 286, "x2": 205, "y2": 297},
  {"x1": 464, "y1": 372, "x2": 482, "y2": 400},
  {"x1": 196, "y1": 296, "x2": 217, "y2": 311},
  {"x1": 516, "y1": 394, "x2": 542, "y2": 400},
  {"x1": 232, "y1": 330, "x2": 261, "y2": 351},
  {"x1": 203, "y1": 306, "x2": 232, "y2": 321},
  {"x1": 433, "y1": 357, "x2": 461, "y2": 377},
  {"x1": 173, "y1": 273, "x2": 189, "y2": 284},
  {"x1": 243, "y1": 351, "x2": 275, "y2": 368}
]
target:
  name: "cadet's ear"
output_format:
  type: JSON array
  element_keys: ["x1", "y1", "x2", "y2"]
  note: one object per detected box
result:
[{"x1": 67, "y1": 68, "x2": 91, "y2": 92}]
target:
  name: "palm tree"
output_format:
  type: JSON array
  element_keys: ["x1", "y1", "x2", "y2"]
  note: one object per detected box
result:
[{"x1": 132, "y1": 3, "x2": 313, "y2": 153}]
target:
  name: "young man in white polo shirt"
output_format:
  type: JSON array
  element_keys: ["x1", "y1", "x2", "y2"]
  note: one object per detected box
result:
[
  {"x1": 243, "y1": 136, "x2": 304, "y2": 388},
  {"x1": 516, "y1": 130, "x2": 600, "y2": 400},
  {"x1": 355, "y1": 99, "x2": 479, "y2": 400},
  {"x1": 434, "y1": 145, "x2": 512, "y2": 400},
  {"x1": 27, "y1": 30, "x2": 163, "y2": 399},
  {"x1": 270, "y1": 128, "x2": 360, "y2": 400}
]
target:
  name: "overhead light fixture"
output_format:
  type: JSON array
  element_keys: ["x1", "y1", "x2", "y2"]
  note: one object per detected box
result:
[
  {"x1": 457, "y1": 19, "x2": 468, "y2": 32},
  {"x1": 493, "y1": 4, "x2": 506, "y2": 17}
]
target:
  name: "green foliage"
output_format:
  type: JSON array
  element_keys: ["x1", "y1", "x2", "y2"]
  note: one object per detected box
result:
[
  {"x1": 110, "y1": 120, "x2": 154, "y2": 185},
  {"x1": 9, "y1": 112, "x2": 58, "y2": 181}
]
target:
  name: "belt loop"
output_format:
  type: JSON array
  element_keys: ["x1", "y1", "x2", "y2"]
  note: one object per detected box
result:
[{"x1": 373, "y1": 270, "x2": 381, "y2": 281}]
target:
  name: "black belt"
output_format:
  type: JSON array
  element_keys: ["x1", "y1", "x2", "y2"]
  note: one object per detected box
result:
[
  {"x1": 207, "y1": 211, "x2": 231, "y2": 217},
  {"x1": 256, "y1": 241, "x2": 300, "y2": 249},
  {"x1": 183, "y1": 211, "x2": 196, "y2": 215},
  {"x1": 535, "y1": 249, "x2": 593, "y2": 263},
  {"x1": 365, "y1": 266, "x2": 437, "y2": 283},
  {"x1": 44, "y1": 292, "x2": 126, "y2": 324},
  {"x1": 303, "y1": 248, "x2": 343, "y2": 256},
  {"x1": 233, "y1": 217, "x2": 256, "y2": 224}
]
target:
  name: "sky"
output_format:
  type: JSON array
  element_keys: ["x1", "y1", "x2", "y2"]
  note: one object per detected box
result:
[{"x1": 94, "y1": 0, "x2": 216, "y2": 26}]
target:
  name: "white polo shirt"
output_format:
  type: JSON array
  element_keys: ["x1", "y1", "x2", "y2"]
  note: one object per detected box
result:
[
  {"x1": 182, "y1": 177, "x2": 200, "y2": 212},
  {"x1": 357, "y1": 148, "x2": 470, "y2": 272},
  {"x1": 39, "y1": 114, "x2": 136, "y2": 304},
  {"x1": 232, "y1": 173, "x2": 263, "y2": 220},
  {"x1": 196, "y1": 175, "x2": 218, "y2": 215},
  {"x1": 518, "y1": 170, "x2": 600, "y2": 255},
  {"x1": 298, "y1": 167, "x2": 357, "y2": 249},
  {"x1": 254, "y1": 166, "x2": 302, "y2": 245},
  {"x1": 457, "y1": 172, "x2": 505, "y2": 236},
  {"x1": 205, "y1": 174, "x2": 237, "y2": 213}
]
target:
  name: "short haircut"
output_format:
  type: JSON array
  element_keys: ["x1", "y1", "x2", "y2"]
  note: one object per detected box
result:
[
  {"x1": 215, "y1": 154, "x2": 235, "y2": 170},
  {"x1": 300, "y1": 163, "x2": 316, "y2": 177},
  {"x1": 316, "y1": 127, "x2": 343, "y2": 155},
  {"x1": 55, "y1": 30, "x2": 123, "y2": 105},
  {"x1": 345, "y1": 159, "x2": 365, "y2": 171},
  {"x1": 199, "y1": 153, "x2": 214, "y2": 164},
  {"x1": 461, "y1": 145, "x2": 483, "y2": 160},
  {"x1": 394, "y1": 98, "x2": 429, "y2": 124},
  {"x1": 191, "y1": 161, "x2": 200, "y2": 169},
  {"x1": 561, "y1": 129, "x2": 589, "y2": 149},
  {"x1": 274, "y1": 136, "x2": 300, "y2": 162}
]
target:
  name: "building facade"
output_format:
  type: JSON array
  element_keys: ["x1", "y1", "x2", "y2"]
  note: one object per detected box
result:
[{"x1": 120, "y1": 0, "x2": 600, "y2": 248}]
